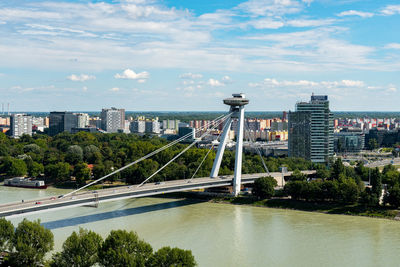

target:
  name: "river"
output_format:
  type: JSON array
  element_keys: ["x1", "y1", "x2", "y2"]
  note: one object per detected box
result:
[{"x1": 1, "y1": 185, "x2": 400, "y2": 267}]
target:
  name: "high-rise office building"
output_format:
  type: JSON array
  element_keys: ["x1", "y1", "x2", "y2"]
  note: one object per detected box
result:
[
  {"x1": 10, "y1": 114, "x2": 32, "y2": 138},
  {"x1": 100, "y1": 108, "x2": 125, "y2": 133},
  {"x1": 49, "y1": 112, "x2": 77, "y2": 136},
  {"x1": 288, "y1": 95, "x2": 334, "y2": 164}
]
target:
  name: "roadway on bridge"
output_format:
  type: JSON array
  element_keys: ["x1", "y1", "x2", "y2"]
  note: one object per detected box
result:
[{"x1": 0, "y1": 171, "x2": 315, "y2": 218}]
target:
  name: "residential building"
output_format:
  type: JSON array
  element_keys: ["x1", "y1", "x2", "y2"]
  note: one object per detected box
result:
[
  {"x1": 145, "y1": 120, "x2": 160, "y2": 134},
  {"x1": 10, "y1": 114, "x2": 32, "y2": 138},
  {"x1": 163, "y1": 119, "x2": 180, "y2": 131},
  {"x1": 76, "y1": 113, "x2": 90, "y2": 128},
  {"x1": 130, "y1": 120, "x2": 146, "y2": 133},
  {"x1": 100, "y1": 107, "x2": 125, "y2": 133},
  {"x1": 288, "y1": 94, "x2": 334, "y2": 164}
]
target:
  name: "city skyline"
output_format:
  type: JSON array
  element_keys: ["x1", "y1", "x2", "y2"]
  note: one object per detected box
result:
[{"x1": 0, "y1": 0, "x2": 400, "y2": 111}]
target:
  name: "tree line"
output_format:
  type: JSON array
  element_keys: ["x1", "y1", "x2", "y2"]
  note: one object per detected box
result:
[
  {"x1": 0, "y1": 132, "x2": 312, "y2": 186},
  {"x1": 253, "y1": 158, "x2": 400, "y2": 209},
  {"x1": 0, "y1": 218, "x2": 196, "y2": 267}
]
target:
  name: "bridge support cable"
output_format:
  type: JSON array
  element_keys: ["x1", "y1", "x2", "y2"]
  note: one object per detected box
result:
[
  {"x1": 244, "y1": 120, "x2": 270, "y2": 176},
  {"x1": 188, "y1": 129, "x2": 224, "y2": 182},
  {"x1": 137, "y1": 114, "x2": 231, "y2": 187},
  {"x1": 62, "y1": 113, "x2": 230, "y2": 198}
]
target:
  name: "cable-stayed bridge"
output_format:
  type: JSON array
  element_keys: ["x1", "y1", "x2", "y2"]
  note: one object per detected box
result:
[
  {"x1": 0, "y1": 94, "x2": 316, "y2": 218},
  {"x1": 0, "y1": 171, "x2": 315, "y2": 218}
]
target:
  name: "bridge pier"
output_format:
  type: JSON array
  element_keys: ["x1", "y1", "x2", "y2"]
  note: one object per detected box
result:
[{"x1": 210, "y1": 93, "x2": 249, "y2": 196}]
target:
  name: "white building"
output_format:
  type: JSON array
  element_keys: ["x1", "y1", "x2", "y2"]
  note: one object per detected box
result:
[
  {"x1": 100, "y1": 108, "x2": 125, "y2": 133},
  {"x1": 76, "y1": 113, "x2": 90, "y2": 128},
  {"x1": 10, "y1": 114, "x2": 32, "y2": 138}
]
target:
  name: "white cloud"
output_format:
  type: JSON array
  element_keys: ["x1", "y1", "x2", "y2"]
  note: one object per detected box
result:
[
  {"x1": 381, "y1": 5, "x2": 400, "y2": 16},
  {"x1": 183, "y1": 80, "x2": 195, "y2": 85},
  {"x1": 237, "y1": 0, "x2": 305, "y2": 17},
  {"x1": 286, "y1": 19, "x2": 336, "y2": 27},
  {"x1": 385, "y1": 43, "x2": 400, "y2": 49},
  {"x1": 110, "y1": 87, "x2": 120, "y2": 92},
  {"x1": 337, "y1": 10, "x2": 374, "y2": 18},
  {"x1": 82, "y1": 86, "x2": 88, "y2": 91},
  {"x1": 114, "y1": 69, "x2": 150, "y2": 79},
  {"x1": 67, "y1": 74, "x2": 96, "y2": 82},
  {"x1": 341, "y1": 80, "x2": 364, "y2": 87},
  {"x1": 249, "y1": 19, "x2": 284, "y2": 29},
  {"x1": 137, "y1": 79, "x2": 146, "y2": 83},
  {"x1": 222, "y1": 75, "x2": 231, "y2": 82},
  {"x1": 207, "y1": 78, "x2": 225, "y2": 87},
  {"x1": 179, "y1": 73, "x2": 203, "y2": 79},
  {"x1": 250, "y1": 78, "x2": 366, "y2": 89}
]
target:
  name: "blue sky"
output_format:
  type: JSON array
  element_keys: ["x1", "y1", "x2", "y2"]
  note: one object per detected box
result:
[{"x1": 0, "y1": 0, "x2": 400, "y2": 112}]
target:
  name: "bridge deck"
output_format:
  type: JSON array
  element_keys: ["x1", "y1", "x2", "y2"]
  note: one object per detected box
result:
[{"x1": 0, "y1": 171, "x2": 315, "y2": 218}]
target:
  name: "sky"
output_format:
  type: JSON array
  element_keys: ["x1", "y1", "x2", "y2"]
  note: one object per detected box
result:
[{"x1": 0, "y1": 0, "x2": 400, "y2": 112}]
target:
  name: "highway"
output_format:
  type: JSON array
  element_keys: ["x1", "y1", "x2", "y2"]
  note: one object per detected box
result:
[
  {"x1": 365, "y1": 158, "x2": 400, "y2": 168},
  {"x1": 0, "y1": 171, "x2": 315, "y2": 218}
]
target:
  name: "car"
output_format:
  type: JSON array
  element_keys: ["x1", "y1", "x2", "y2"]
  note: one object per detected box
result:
[
  {"x1": 58, "y1": 195, "x2": 64, "y2": 199},
  {"x1": 35, "y1": 201, "x2": 42, "y2": 204},
  {"x1": 50, "y1": 197, "x2": 56, "y2": 200},
  {"x1": 155, "y1": 181, "x2": 165, "y2": 185}
]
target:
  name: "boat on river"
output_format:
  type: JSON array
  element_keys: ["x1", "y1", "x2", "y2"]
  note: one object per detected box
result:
[{"x1": 3, "y1": 177, "x2": 47, "y2": 189}]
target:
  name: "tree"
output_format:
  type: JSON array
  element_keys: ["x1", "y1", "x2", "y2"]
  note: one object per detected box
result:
[
  {"x1": 383, "y1": 170, "x2": 400, "y2": 186},
  {"x1": 149, "y1": 246, "x2": 197, "y2": 267},
  {"x1": 23, "y1": 143, "x2": 42, "y2": 154},
  {"x1": 337, "y1": 177, "x2": 360, "y2": 204},
  {"x1": 253, "y1": 176, "x2": 278, "y2": 199},
  {"x1": 384, "y1": 183, "x2": 400, "y2": 208},
  {"x1": 290, "y1": 169, "x2": 307, "y2": 181},
  {"x1": 51, "y1": 228, "x2": 103, "y2": 267},
  {"x1": 0, "y1": 218, "x2": 14, "y2": 251},
  {"x1": 360, "y1": 187, "x2": 380, "y2": 207},
  {"x1": 284, "y1": 181, "x2": 308, "y2": 200},
  {"x1": 93, "y1": 163, "x2": 106, "y2": 180},
  {"x1": 370, "y1": 168, "x2": 382, "y2": 199},
  {"x1": 99, "y1": 230, "x2": 153, "y2": 267},
  {"x1": 73, "y1": 163, "x2": 91, "y2": 186},
  {"x1": 27, "y1": 161, "x2": 44, "y2": 178},
  {"x1": 316, "y1": 168, "x2": 330, "y2": 180},
  {"x1": 1, "y1": 156, "x2": 27, "y2": 177},
  {"x1": 66, "y1": 145, "x2": 84, "y2": 164},
  {"x1": 331, "y1": 158, "x2": 345, "y2": 180},
  {"x1": 368, "y1": 138, "x2": 379, "y2": 150},
  {"x1": 8, "y1": 219, "x2": 54, "y2": 266},
  {"x1": 45, "y1": 162, "x2": 71, "y2": 183},
  {"x1": 84, "y1": 145, "x2": 101, "y2": 164}
]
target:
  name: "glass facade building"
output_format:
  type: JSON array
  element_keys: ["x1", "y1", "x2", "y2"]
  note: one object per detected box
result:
[{"x1": 288, "y1": 95, "x2": 334, "y2": 164}]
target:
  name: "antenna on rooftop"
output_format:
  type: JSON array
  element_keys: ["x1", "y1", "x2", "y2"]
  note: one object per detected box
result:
[{"x1": 7, "y1": 103, "x2": 10, "y2": 115}]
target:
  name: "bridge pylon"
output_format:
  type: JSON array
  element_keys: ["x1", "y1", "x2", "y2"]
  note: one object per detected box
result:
[{"x1": 210, "y1": 93, "x2": 249, "y2": 196}]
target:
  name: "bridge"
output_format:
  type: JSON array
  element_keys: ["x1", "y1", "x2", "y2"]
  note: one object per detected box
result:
[
  {"x1": 0, "y1": 94, "x2": 316, "y2": 218},
  {"x1": 0, "y1": 171, "x2": 315, "y2": 218}
]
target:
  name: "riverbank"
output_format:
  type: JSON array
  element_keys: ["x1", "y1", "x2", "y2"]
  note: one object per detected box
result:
[{"x1": 164, "y1": 192, "x2": 400, "y2": 220}]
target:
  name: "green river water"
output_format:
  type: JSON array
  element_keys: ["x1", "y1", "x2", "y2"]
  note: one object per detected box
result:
[{"x1": 1, "y1": 186, "x2": 400, "y2": 267}]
